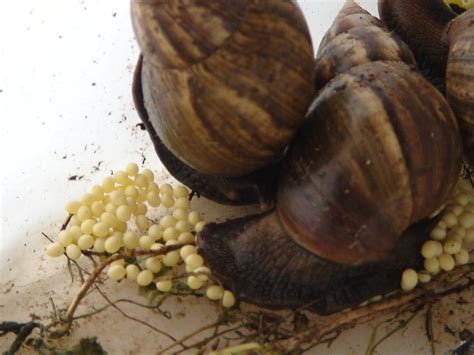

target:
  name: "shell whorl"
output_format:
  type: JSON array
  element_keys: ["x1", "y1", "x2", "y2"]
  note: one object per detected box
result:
[
  {"x1": 315, "y1": 1, "x2": 416, "y2": 91},
  {"x1": 446, "y1": 10, "x2": 474, "y2": 166},
  {"x1": 278, "y1": 2, "x2": 462, "y2": 266},
  {"x1": 131, "y1": 0, "x2": 315, "y2": 177}
]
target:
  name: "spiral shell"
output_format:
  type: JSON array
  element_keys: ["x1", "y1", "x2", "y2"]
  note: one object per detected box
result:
[
  {"x1": 131, "y1": 0, "x2": 315, "y2": 177},
  {"x1": 446, "y1": 10, "x2": 474, "y2": 166},
  {"x1": 198, "y1": 1, "x2": 462, "y2": 314}
]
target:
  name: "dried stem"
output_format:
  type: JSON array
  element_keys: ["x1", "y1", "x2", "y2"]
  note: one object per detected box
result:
[
  {"x1": 63, "y1": 244, "x2": 189, "y2": 323},
  {"x1": 93, "y1": 284, "x2": 177, "y2": 342},
  {"x1": 275, "y1": 263, "x2": 473, "y2": 352}
]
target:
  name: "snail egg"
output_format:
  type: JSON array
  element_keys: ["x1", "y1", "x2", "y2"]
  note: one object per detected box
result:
[
  {"x1": 173, "y1": 185, "x2": 189, "y2": 198},
  {"x1": 58, "y1": 230, "x2": 74, "y2": 246},
  {"x1": 443, "y1": 239, "x2": 461, "y2": 255},
  {"x1": 114, "y1": 170, "x2": 131, "y2": 185},
  {"x1": 102, "y1": 177, "x2": 115, "y2": 193},
  {"x1": 47, "y1": 243, "x2": 64, "y2": 257},
  {"x1": 93, "y1": 222, "x2": 110, "y2": 238},
  {"x1": 161, "y1": 194, "x2": 175, "y2": 208},
  {"x1": 77, "y1": 234, "x2": 94, "y2": 250},
  {"x1": 125, "y1": 163, "x2": 139, "y2": 177},
  {"x1": 107, "y1": 265, "x2": 126, "y2": 281},
  {"x1": 146, "y1": 191, "x2": 161, "y2": 207},
  {"x1": 76, "y1": 206, "x2": 92, "y2": 222},
  {"x1": 126, "y1": 264, "x2": 140, "y2": 280},
  {"x1": 123, "y1": 231, "x2": 139, "y2": 250},
  {"x1": 65, "y1": 200, "x2": 81, "y2": 214},
  {"x1": 454, "y1": 249, "x2": 470, "y2": 265},
  {"x1": 141, "y1": 169, "x2": 154, "y2": 183},
  {"x1": 148, "y1": 224, "x2": 163, "y2": 241},
  {"x1": 91, "y1": 201, "x2": 105, "y2": 217},
  {"x1": 459, "y1": 212, "x2": 474, "y2": 229},
  {"x1": 139, "y1": 235, "x2": 154, "y2": 250},
  {"x1": 206, "y1": 286, "x2": 223, "y2": 300},
  {"x1": 136, "y1": 215, "x2": 150, "y2": 231},
  {"x1": 442, "y1": 212, "x2": 458, "y2": 228},
  {"x1": 136, "y1": 270, "x2": 153, "y2": 286},
  {"x1": 438, "y1": 253, "x2": 455, "y2": 271},
  {"x1": 187, "y1": 276, "x2": 204, "y2": 290},
  {"x1": 180, "y1": 245, "x2": 197, "y2": 260},
  {"x1": 104, "y1": 235, "x2": 122, "y2": 254},
  {"x1": 401, "y1": 269, "x2": 418, "y2": 291},
  {"x1": 424, "y1": 257, "x2": 440, "y2": 274},
  {"x1": 156, "y1": 280, "x2": 173, "y2": 292},
  {"x1": 222, "y1": 291, "x2": 236, "y2": 308},
  {"x1": 93, "y1": 238, "x2": 106, "y2": 253},
  {"x1": 145, "y1": 256, "x2": 162, "y2": 273},
  {"x1": 162, "y1": 251, "x2": 180, "y2": 267},
  {"x1": 417, "y1": 272, "x2": 431, "y2": 283},
  {"x1": 66, "y1": 244, "x2": 82, "y2": 260},
  {"x1": 421, "y1": 240, "x2": 440, "y2": 259}
]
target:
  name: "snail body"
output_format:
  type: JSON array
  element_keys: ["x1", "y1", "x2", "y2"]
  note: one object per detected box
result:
[
  {"x1": 379, "y1": 0, "x2": 474, "y2": 167},
  {"x1": 198, "y1": 1, "x2": 462, "y2": 314},
  {"x1": 131, "y1": 0, "x2": 315, "y2": 204}
]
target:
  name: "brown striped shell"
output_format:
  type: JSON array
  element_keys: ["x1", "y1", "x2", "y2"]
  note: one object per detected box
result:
[
  {"x1": 198, "y1": 1, "x2": 462, "y2": 314},
  {"x1": 279, "y1": 1, "x2": 461, "y2": 265},
  {"x1": 131, "y1": 0, "x2": 315, "y2": 177},
  {"x1": 446, "y1": 10, "x2": 474, "y2": 167},
  {"x1": 378, "y1": 0, "x2": 474, "y2": 166},
  {"x1": 315, "y1": 1, "x2": 416, "y2": 91}
]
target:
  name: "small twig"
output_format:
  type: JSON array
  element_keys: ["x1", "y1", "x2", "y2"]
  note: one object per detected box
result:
[
  {"x1": 60, "y1": 214, "x2": 72, "y2": 231},
  {"x1": 366, "y1": 306, "x2": 422, "y2": 355},
  {"x1": 175, "y1": 324, "x2": 248, "y2": 354},
  {"x1": 40, "y1": 232, "x2": 54, "y2": 244},
  {"x1": 276, "y1": 264, "x2": 474, "y2": 351},
  {"x1": 93, "y1": 284, "x2": 177, "y2": 342},
  {"x1": 425, "y1": 303, "x2": 436, "y2": 355},
  {"x1": 1, "y1": 322, "x2": 40, "y2": 355},
  {"x1": 73, "y1": 298, "x2": 171, "y2": 320},
  {"x1": 158, "y1": 322, "x2": 220, "y2": 354},
  {"x1": 63, "y1": 244, "x2": 189, "y2": 323}
]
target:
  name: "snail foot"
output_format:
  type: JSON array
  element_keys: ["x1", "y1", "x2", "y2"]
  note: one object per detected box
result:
[{"x1": 198, "y1": 211, "x2": 432, "y2": 315}]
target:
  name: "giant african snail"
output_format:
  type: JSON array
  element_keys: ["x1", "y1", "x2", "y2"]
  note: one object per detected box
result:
[
  {"x1": 198, "y1": 1, "x2": 462, "y2": 314},
  {"x1": 131, "y1": 0, "x2": 315, "y2": 205},
  {"x1": 379, "y1": 0, "x2": 474, "y2": 168}
]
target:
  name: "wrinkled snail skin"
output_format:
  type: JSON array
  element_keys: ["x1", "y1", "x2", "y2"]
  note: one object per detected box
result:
[
  {"x1": 198, "y1": 1, "x2": 463, "y2": 314},
  {"x1": 378, "y1": 0, "x2": 456, "y2": 86},
  {"x1": 445, "y1": 10, "x2": 474, "y2": 167},
  {"x1": 198, "y1": 206, "x2": 435, "y2": 314},
  {"x1": 131, "y1": 0, "x2": 315, "y2": 178},
  {"x1": 132, "y1": 55, "x2": 278, "y2": 207},
  {"x1": 378, "y1": 0, "x2": 473, "y2": 166}
]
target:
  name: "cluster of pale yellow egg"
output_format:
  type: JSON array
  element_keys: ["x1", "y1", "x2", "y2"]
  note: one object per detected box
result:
[
  {"x1": 46, "y1": 163, "x2": 235, "y2": 308},
  {"x1": 401, "y1": 179, "x2": 473, "y2": 291}
]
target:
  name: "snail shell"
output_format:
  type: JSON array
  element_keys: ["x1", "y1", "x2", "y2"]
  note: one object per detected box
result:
[
  {"x1": 378, "y1": 0, "x2": 474, "y2": 166},
  {"x1": 131, "y1": 0, "x2": 315, "y2": 177},
  {"x1": 198, "y1": 1, "x2": 462, "y2": 314},
  {"x1": 445, "y1": 10, "x2": 474, "y2": 167},
  {"x1": 132, "y1": 55, "x2": 278, "y2": 206}
]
